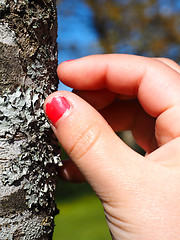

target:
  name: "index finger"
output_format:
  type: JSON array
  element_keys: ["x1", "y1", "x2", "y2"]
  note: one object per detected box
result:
[{"x1": 57, "y1": 54, "x2": 180, "y2": 118}]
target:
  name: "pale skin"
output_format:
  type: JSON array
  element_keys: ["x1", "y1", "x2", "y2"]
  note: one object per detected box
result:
[{"x1": 44, "y1": 54, "x2": 180, "y2": 240}]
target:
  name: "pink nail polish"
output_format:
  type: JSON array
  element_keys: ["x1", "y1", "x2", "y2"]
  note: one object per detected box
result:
[{"x1": 45, "y1": 96, "x2": 70, "y2": 126}]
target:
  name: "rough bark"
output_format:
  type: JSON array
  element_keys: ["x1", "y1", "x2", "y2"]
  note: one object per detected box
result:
[{"x1": 0, "y1": 0, "x2": 61, "y2": 239}]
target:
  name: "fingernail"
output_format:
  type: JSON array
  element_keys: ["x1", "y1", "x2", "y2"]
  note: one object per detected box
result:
[{"x1": 45, "y1": 96, "x2": 70, "y2": 126}]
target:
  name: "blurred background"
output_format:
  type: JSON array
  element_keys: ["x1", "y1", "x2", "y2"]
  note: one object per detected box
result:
[{"x1": 53, "y1": 0, "x2": 180, "y2": 239}]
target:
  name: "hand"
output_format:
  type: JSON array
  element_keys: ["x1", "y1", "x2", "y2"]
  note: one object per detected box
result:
[{"x1": 44, "y1": 54, "x2": 180, "y2": 240}]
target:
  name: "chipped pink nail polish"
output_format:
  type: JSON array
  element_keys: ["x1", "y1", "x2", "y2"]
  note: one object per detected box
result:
[{"x1": 45, "y1": 96, "x2": 70, "y2": 126}]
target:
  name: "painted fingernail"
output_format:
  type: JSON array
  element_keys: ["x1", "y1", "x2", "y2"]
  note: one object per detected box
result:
[{"x1": 45, "y1": 96, "x2": 70, "y2": 126}]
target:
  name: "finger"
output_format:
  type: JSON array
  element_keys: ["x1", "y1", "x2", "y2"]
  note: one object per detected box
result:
[
  {"x1": 99, "y1": 99, "x2": 157, "y2": 152},
  {"x1": 146, "y1": 137, "x2": 180, "y2": 167},
  {"x1": 155, "y1": 106, "x2": 180, "y2": 146},
  {"x1": 43, "y1": 91, "x2": 144, "y2": 200},
  {"x1": 73, "y1": 89, "x2": 116, "y2": 110},
  {"x1": 58, "y1": 54, "x2": 180, "y2": 146},
  {"x1": 73, "y1": 91, "x2": 139, "y2": 133},
  {"x1": 98, "y1": 99, "x2": 141, "y2": 131},
  {"x1": 73, "y1": 89, "x2": 136, "y2": 110},
  {"x1": 57, "y1": 159, "x2": 85, "y2": 183},
  {"x1": 58, "y1": 54, "x2": 180, "y2": 117},
  {"x1": 156, "y1": 58, "x2": 180, "y2": 73}
]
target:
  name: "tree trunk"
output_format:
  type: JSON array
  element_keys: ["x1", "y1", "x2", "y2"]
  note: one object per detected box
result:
[{"x1": 0, "y1": 0, "x2": 61, "y2": 239}]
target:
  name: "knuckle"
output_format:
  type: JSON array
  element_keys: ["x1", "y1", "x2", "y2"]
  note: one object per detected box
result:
[{"x1": 68, "y1": 122, "x2": 101, "y2": 160}]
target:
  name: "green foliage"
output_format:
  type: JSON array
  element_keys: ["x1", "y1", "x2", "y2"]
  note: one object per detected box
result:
[{"x1": 53, "y1": 195, "x2": 111, "y2": 240}]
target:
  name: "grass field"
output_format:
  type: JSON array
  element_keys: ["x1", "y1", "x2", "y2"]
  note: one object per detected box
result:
[{"x1": 53, "y1": 194, "x2": 111, "y2": 240}]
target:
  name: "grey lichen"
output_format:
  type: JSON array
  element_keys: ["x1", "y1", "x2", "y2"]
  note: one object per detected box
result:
[{"x1": 1, "y1": 86, "x2": 61, "y2": 213}]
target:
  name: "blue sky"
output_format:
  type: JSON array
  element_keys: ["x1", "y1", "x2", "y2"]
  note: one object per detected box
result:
[{"x1": 57, "y1": 0, "x2": 101, "y2": 62}]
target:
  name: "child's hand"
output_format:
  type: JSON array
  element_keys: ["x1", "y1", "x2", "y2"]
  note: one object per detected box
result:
[{"x1": 44, "y1": 54, "x2": 180, "y2": 240}]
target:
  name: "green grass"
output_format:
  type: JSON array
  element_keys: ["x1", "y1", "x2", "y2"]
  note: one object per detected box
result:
[{"x1": 53, "y1": 194, "x2": 111, "y2": 240}]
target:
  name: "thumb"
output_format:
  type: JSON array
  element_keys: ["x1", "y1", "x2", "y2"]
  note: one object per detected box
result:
[{"x1": 43, "y1": 91, "x2": 143, "y2": 199}]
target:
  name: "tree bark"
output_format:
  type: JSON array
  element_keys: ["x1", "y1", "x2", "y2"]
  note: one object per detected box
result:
[{"x1": 0, "y1": 0, "x2": 61, "y2": 239}]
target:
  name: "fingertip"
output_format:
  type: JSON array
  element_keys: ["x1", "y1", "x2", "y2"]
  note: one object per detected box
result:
[
  {"x1": 43, "y1": 91, "x2": 72, "y2": 127},
  {"x1": 57, "y1": 59, "x2": 77, "y2": 82},
  {"x1": 57, "y1": 55, "x2": 107, "y2": 90}
]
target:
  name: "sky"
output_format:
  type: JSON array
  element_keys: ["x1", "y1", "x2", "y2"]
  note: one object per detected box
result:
[{"x1": 57, "y1": 0, "x2": 101, "y2": 62}]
